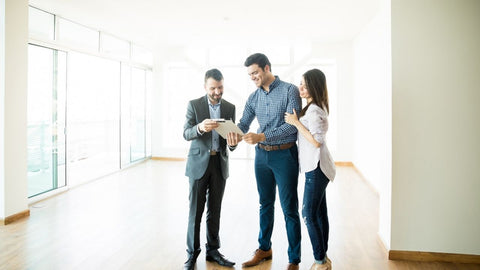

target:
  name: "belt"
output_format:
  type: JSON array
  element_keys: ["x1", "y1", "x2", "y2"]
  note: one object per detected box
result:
[
  {"x1": 210, "y1": 151, "x2": 219, "y2": 156},
  {"x1": 258, "y1": 142, "x2": 295, "y2": 151}
]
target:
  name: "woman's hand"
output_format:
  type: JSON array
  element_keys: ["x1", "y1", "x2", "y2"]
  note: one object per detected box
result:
[{"x1": 284, "y1": 109, "x2": 299, "y2": 127}]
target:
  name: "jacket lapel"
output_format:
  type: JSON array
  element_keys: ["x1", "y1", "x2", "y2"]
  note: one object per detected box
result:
[
  {"x1": 199, "y1": 95, "x2": 210, "y2": 120},
  {"x1": 220, "y1": 101, "x2": 229, "y2": 120}
]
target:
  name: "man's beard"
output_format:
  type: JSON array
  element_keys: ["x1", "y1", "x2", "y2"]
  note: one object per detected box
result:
[{"x1": 209, "y1": 93, "x2": 222, "y2": 103}]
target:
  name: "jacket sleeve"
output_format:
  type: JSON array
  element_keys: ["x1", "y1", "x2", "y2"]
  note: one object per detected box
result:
[{"x1": 183, "y1": 100, "x2": 201, "y2": 141}]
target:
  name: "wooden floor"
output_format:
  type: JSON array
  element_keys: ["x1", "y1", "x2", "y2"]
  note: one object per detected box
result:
[{"x1": 1, "y1": 159, "x2": 479, "y2": 270}]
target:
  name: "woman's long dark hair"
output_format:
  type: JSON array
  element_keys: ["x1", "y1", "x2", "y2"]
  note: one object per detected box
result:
[{"x1": 299, "y1": 68, "x2": 329, "y2": 117}]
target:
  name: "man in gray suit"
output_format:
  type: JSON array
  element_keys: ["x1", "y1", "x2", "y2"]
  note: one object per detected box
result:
[{"x1": 183, "y1": 68, "x2": 237, "y2": 270}]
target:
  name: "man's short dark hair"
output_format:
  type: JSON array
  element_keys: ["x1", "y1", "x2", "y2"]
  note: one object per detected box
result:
[
  {"x1": 244, "y1": 53, "x2": 271, "y2": 71},
  {"x1": 205, "y1": 68, "x2": 223, "y2": 83}
]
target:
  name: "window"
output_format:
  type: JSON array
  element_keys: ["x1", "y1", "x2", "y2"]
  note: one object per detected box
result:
[
  {"x1": 120, "y1": 63, "x2": 132, "y2": 167},
  {"x1": 28, "y1": 5, "x2": 153, "y2": 193},
  {"x1": 28, "y1": 7, "x2": 55, "y2": 40},
  {"x1": 249, "y1": 45, "x2": 291, "y2": 65},
  {"x1": 146, "y1": 71, "x2": 152, "y2": 157},
  {"x1": 27, "y1": 45, "x2": 66, "y2": 197},
  {"x1": 163, "y1": 64, "x2": 202, "y2": 151},
  {"x1": 130, "y1": 67, "x2": 146, "y2": 162},
  {"x1": 162, "y1": 45, "x2": 337, "y2": 160},
  {"x1": 57, "y1": 18, "x2": 99, "y2": 51},
  {"x1": 209, "y1": 46, "x2": 247, "y2": 66},
  {"x1": 66, "y1": 52, "x2": 120, "y2": 186}
]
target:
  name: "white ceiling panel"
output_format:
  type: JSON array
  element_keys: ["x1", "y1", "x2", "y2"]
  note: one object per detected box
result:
[{"x1": 29, "y1": 0, "x2": 380, "y2": 49}]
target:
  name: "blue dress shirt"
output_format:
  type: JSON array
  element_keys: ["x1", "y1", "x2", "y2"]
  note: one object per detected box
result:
[
  {"x1": 238, "y1": 76, "x2": 301, "y2": 145},
  {"x1": 209, "y1": 100, "x2": 221, "y2": 152}
]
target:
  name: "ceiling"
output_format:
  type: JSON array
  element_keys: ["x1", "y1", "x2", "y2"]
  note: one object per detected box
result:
[{"x1": 29, "y1": 0, "x2": 380, "y2": 50}]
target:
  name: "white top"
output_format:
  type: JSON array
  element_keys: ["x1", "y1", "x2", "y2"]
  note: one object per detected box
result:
[{"x1": 297, "y1": 104, "x2": 336, "y2": 181}]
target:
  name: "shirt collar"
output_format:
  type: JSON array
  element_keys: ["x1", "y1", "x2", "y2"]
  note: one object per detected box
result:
[
  {"x1": 261, "y1": 76, "x2": 280, "y2": 93},
  {"x1": 207, "y1": 97, "x2": 221, "y2": 108},
  {"x1": 270, "y1": 76, "x2": 280, "y2": 89}
]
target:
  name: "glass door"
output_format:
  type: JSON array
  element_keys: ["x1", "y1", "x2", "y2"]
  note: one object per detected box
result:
[
  {"x1": 27, "y1": 45, "x2": 66, "y2": 197},
  {"x1": 130, "y1": 67, "x2": 146, "y2": 162},
  {"x1": 66, "y1": 51, "x2": 120, "y2": 186}
]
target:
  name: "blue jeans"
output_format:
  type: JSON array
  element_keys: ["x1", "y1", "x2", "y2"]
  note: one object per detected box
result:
[
  {"x1": 254, "y1": 145, "x2": 301, "y2": 264},
  {"x1": 302, "y1": 164, "x2": 329, "y2": 261}
]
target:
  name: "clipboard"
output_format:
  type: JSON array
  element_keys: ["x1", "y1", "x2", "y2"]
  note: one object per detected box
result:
[{"x1": 214, "y1": 119, "x2": 244, "y2": 139}]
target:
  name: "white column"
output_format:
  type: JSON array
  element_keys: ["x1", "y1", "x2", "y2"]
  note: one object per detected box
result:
[
  {"x1": 391, "y1": 0, "x2": 480, "y2": 254},
  {"x1": 2, "y1": 0, "x2": 29, "y2": 222}
]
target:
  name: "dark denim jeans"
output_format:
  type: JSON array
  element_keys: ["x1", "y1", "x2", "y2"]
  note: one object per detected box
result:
[
  {"x1": 302, "y1": 164, "x2": 329, "y2": 261},
  {"x1": 254, "y1": 145, "x2": 301, "y2": 264}
]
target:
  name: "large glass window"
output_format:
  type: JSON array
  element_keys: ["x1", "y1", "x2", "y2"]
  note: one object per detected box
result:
[
  {"x1": 27, "y1": 45, "x2": 66, "y2": 197},
  {"x1": 163, "y1": 46, "x2": 337, "y2": 160},
  {"x1": 130, "y1": 67, "x2": 146, "y2": 162},
  {"x1": 120, "y1": 64, "x2": 150, "y2": 167},
  {"x1": 27, "y1": 5, "x2": 153, "y2": 193},
  {"x1": 145, "y1": 71, "x2": 152, "y2": 157},
  {"x1": 208, "y1": 46, "x2": 247, "y2": 66},
  {"x1": 163, "y1": 65, "x2": 202, "y2": 151},
  {"x1": 220, "y1": 66, "x2": 254, "y2": 159},
  {"x1": 120, "y1": 63, "x2": 132, "y2": 167},
  {"x1": 249, "y1": 45, "x2": 291, "y2": 65},
  {"x1": 67, "y1": 52, "x2": 120, "y2": 186}
]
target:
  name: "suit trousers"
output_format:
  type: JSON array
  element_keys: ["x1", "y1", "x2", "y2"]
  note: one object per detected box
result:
[{"x1": 186, "y1": 155, "x2": 226, "y2": 255}]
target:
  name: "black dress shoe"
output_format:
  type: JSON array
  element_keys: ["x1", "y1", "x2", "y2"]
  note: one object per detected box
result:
[
  {"x1": 206, "y1": 250, "x2": 235, "y2": 267},
  {"x1": 184, "y1": 249, "x2": 200, "y2": 270},
  {"x1": 183, "y1": 257, "x2": 195, "y2": 270}
]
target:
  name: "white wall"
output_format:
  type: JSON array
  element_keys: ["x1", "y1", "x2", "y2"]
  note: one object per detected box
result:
[
  {"x1": 0, "y1": 0, "x2": 6, "y2": 219},
  {"x1": 352, "y1": 0, "x2": 392, "y2": 248},
  {"x1": 391, "y1": 0, "x2": 480, "y2": 254},
  {"x1": 1, "y1": 0, "x2": 29, "y2": 220}
]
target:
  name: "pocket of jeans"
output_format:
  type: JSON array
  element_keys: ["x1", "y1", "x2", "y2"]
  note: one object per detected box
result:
[
  {"x1": 305, "y1": 169, "x2": 316, "y2": 180},
  {"x1": 305, "y1": 166, "x2": 319, "y2": 179}
]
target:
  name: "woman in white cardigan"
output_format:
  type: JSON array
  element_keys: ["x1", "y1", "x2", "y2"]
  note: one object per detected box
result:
[{"x1": 285, "y1": 69, "x2": 336, "y2": 270}]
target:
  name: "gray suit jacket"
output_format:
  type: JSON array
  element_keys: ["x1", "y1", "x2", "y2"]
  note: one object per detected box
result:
[{"x1": 183, "y1": 95, "x2": 236, "y2": 180}]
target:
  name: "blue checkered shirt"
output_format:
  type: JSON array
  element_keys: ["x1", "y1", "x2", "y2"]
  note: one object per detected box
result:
[{"x1": 238, "y1": 76, "x2": 301, "y2": 145}]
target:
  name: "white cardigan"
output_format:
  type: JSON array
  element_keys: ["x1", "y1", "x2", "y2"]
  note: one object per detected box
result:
[{"x1": 297, "y1": 104, "x2": 336, "y2": 181}]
